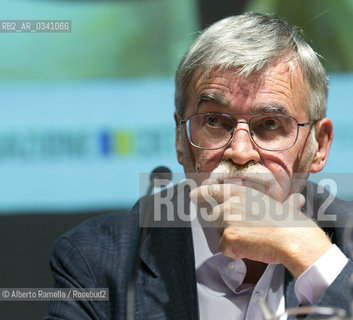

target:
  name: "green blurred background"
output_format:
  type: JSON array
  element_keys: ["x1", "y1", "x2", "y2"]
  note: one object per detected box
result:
[{"x1": 2, "y1": 0, "x2": 353, "y2": 79}]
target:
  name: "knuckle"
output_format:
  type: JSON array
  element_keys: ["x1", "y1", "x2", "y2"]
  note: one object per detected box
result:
[
  {"x1": 219, "y1": 238, "x2": 240, "y2": 258},
  {"x1": 223, "y1": 228, "x2": 239, "y2": 242}
]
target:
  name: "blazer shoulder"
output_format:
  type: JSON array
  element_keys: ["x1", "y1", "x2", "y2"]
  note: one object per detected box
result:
[{"x1": 51, "y1": 203, "x2": 140, "y2": 256}]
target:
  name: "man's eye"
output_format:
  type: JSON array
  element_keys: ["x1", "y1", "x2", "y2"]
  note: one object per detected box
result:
[
  {"x1": 205, "y1": 116, "x2": 221, "y2": 127},
  {"x1": 262, "y1": 118, "x2": 281, "y2": 130}
]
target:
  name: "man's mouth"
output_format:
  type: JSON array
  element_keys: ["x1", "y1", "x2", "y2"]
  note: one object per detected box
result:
[{"x1": 207, "y1": 160, "x2": 276, "y2": 193}]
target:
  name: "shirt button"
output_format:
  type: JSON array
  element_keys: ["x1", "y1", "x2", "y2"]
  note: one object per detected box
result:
[{"x1": 228, "y1": 261, "x2": 236, "y2": 270}]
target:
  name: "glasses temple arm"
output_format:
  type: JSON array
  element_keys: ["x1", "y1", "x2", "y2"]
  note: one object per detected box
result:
[{"x1": 298, "y1": 119, "x2": 319, "y2": 127}]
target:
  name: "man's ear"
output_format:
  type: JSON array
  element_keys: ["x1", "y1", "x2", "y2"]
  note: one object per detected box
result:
[
  {"x1": 310, "y1": 118, "x2": 333, "y2": 173},
  {"x1": 174, "y1": 112, "x2": 184, "y2": 165}
]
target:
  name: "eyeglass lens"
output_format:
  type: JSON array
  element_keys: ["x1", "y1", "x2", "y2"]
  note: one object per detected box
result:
[{"x1": 186, "y1": 114, "x2": 299, "y2": 151}]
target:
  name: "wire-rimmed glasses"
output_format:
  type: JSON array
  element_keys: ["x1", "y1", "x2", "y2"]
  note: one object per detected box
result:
[{"x1": 180, "y1": 113, "x2": 316, "y2": 152}]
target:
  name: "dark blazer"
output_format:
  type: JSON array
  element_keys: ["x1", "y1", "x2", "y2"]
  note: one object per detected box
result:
[{"x1": 45, "y1": 183, "x2": 353, "y2": 319}]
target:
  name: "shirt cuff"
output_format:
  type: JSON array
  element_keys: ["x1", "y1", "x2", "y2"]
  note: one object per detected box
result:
[{"x1": 294, "y1": 244, "x2": 348, "y2": 305}]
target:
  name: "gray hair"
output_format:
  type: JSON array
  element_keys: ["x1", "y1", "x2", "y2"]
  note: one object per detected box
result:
[{"x1": 175, "y1": 12, "x2": 328, "y2": 121}]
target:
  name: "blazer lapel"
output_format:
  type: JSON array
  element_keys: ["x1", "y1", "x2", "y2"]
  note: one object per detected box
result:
[{"x1": 136, "y1": 184, "x2": 199, "y2": 319}]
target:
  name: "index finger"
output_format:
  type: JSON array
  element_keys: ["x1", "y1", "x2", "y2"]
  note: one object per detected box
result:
[{"x1": 189, "y1": 183, "x2": 246, "y2": 207}]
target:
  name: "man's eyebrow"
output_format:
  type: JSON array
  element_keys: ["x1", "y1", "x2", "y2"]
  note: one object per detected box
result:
[
  {"x1": 251, "y1": 104, "x2": 290, "y2": 116},
  {"x1": 197, "y1": 93, "x2": 229, "y2": 108}
]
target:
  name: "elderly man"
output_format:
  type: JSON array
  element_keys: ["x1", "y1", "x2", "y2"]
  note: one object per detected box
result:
[{"x1": 47, "y1": 12, "x2": 353, "y2": 319}]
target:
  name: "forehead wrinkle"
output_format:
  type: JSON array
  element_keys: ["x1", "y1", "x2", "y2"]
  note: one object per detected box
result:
[
  {"x1": 190, "y1": 73, "x2": 235, "y2": 113},
  {"x1": 262, "y1": 58, "x2": 306, "y2": 105},
  {"x1": 194, "y1": 72, "x2": 258, "y2": 113},
  {"x1": 188, "y1": 62, "x2": 308, "y2": 118}
]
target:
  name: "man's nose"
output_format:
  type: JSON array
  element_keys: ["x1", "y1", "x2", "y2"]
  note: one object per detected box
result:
[{"x1": 223, "y1": 124, "x2": 261, "y2": 165}]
